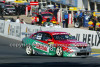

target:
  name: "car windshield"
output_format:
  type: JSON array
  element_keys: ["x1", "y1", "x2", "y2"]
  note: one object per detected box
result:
[
  {"x1": 41, "y1": 14, "x2": 53, "y2": 17},
  {"x1": 53, "y1": 34, "x2": 75, "y2": 40},
  {"x1": 6, "y1": 6, "x2": 15, "y2": 8}
]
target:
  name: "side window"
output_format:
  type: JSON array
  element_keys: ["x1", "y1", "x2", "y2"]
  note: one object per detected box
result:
[
  {"x1": 42, "y1": 33, "x2": 52, "y2": 41},
  {"x1": 36, "y1": 33, "x2": 42, "y2": 40},
  {"x1": 31, "y1": 34, "x2": 37, "y2": 40},
  {"x1": 32, "y1": 33, "x2": 43, "y2": 40}
]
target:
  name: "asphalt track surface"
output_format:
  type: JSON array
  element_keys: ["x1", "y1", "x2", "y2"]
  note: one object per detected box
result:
[{"x1": 0, "y1": 36, "x2": 100, "y2": 67}]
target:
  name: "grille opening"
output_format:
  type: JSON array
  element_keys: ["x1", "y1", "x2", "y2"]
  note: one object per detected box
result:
[
  {"x1": 77, "y1": 47, "x2": 86, "y2": 49},
  {"x1": 77, "y1": 53, "x2": 89, "y2": 56}
]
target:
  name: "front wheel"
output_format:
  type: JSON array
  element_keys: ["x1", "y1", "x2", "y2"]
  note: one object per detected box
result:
[
  {"x1": 26, "y1": 45, "x2": 35, "y2": 55},
  {"x1": 56, "y1": 47, "x2": 63, "y2": 57}
]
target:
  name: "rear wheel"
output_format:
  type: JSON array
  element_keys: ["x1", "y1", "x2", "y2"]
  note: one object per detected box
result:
[
  {"x1": 74, "y1": 22, "x2": 80, "y2": 28},
  {"x1": 26, "y1": 45, "x2": 35, "y2": 55},
  {"x1": 56, "y1": 47, "x2": 63, "y2": 57}
]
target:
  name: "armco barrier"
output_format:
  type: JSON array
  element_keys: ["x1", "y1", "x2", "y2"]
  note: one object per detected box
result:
[{"x1": 0, "y1": 20, "x2": 100, "y2": 49}]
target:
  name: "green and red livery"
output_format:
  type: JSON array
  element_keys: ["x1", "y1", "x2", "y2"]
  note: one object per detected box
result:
[{"x1": 22, "y1": 31, "x2": 91, "y2": 57}]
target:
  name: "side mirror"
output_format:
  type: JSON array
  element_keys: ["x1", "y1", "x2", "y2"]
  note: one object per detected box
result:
[{"x1": 47, "y1": 39, "x2": 53, "y2": 42}]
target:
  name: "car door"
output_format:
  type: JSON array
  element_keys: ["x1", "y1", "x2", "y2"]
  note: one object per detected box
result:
[
  {"x1": 31, "y1": 32, "x2": 50, "y2": 54},
  {"x1": 41, "y1": 32, "x2": 53, "y2": 45},
  {"x1": 40, "y1": 33, "x2": 56, "y2": 55}
]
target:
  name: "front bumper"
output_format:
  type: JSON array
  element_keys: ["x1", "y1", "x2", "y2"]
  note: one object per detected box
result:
[
  {"x1": 63, "y1": 48, "x2": 91, "y2": 57},
  {"x1": 42, "y1": 21, "x2": 57, "y2": 24},
  {"x1": 63, "y1": 51, "x2": 91, "y2": 57}
]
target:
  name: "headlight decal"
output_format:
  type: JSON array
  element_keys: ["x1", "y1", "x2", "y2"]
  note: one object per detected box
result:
[{"x1": 63, "y1": 47, "x2": 73, "y2": 53}]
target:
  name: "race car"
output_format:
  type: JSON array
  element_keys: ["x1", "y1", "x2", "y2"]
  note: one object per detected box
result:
[
  {"x1": 31, "y1": 12, "x2": 39, "y2": 25},
  {"x1": 41, "y1": 12, "x2": 57, "y2": 24},
  {"x1": 31, "y1": 12, "x2": 58, "y2": 24},
  {"x1": 22, "y1": 31, "x2": 91, "y2": 57},
  {"x1": 3, "y1": 5, "x2": 16, "y2": 15}
]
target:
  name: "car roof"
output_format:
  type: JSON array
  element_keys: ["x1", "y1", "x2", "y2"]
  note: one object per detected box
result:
[{"x1": 38, "y1": 31, "x2": 70, "y2": 35}]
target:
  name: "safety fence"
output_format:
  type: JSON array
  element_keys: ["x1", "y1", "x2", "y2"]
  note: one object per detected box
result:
[{"x1": 0, "y1": 20, "x2": 100, "y2": 49}]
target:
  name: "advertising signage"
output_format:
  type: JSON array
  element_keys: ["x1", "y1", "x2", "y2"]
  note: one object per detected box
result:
[{"x1": 49, "y1": 0, "x2": 77, "y2": 7}]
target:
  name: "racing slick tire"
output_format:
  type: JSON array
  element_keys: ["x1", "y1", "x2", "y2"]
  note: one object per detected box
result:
[
  {"x1": 74, "y1": 22, "x2": 80, "y2": 28},
  {"x1": 56, "y1": 47, "x2": 63, "y2": 57},
  {"x1": 26, "y1": 45, "x2": 35, "y2": 55}
]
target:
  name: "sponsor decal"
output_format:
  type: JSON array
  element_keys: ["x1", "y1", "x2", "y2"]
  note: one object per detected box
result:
[
  {"x1": 33, "y1": 42, "x2": 49, "y2": 52},
  {"x1": 26, "y1": 27, "x2": 28, "y2": 33},
  {"x1": 48, "y1": 42, "x2": 54, "y2": 45},
  {"x1": 8, "y1": 24, "x2": 10, "y2": 35},
  {"x1": 8, "y1": 24, "x2": 21, "y2": 37},
  {"x1": 76, "y1": 32, "x2": 100, "y2": 46},
  {"x1": 48, "y1": 42, "x2": 54, "y2": 51},
  {"x1": 25, "y1": 27, "x2": 42, "y2": 33},
  {"x1": 52, "y1": 33, "x2": 68, "y2": 35}
]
